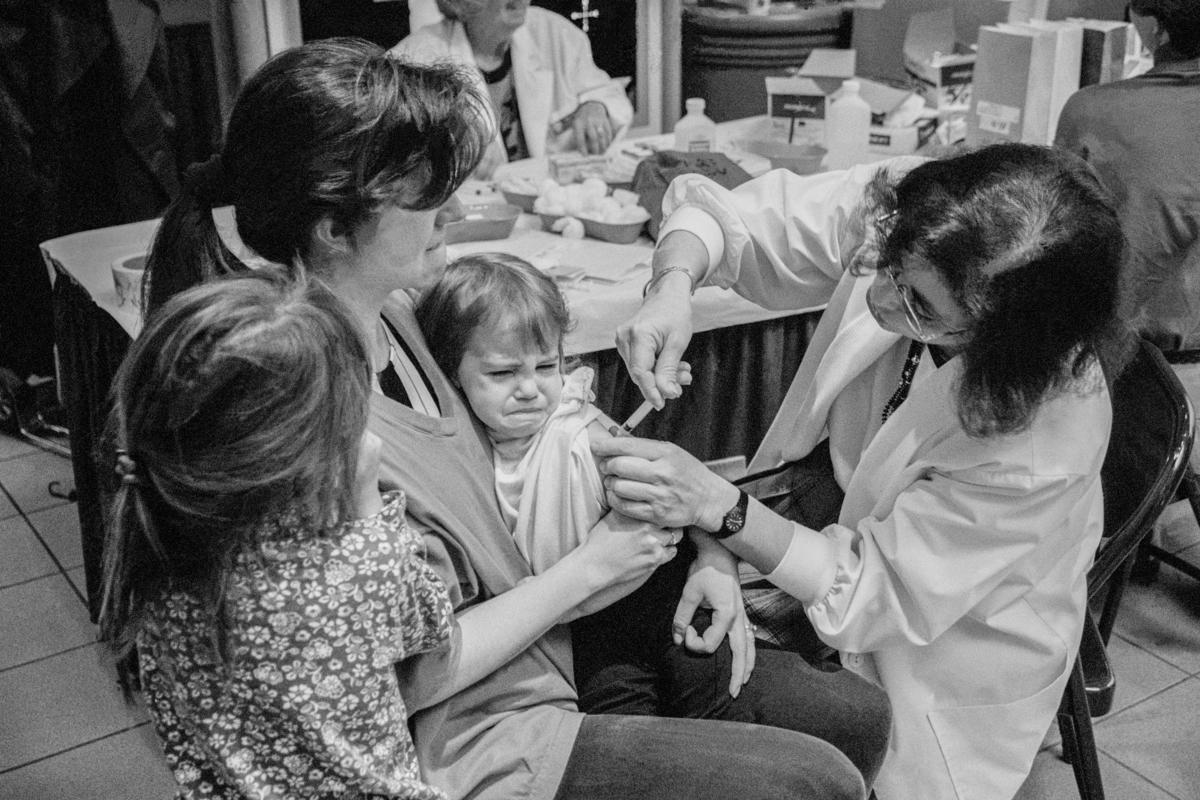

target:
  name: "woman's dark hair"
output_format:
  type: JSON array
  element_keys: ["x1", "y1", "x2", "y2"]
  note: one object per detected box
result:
[
  {"x1": 1131, "y1": 0, "x2": 1200, "y2": 58},
  {"x1": 415, "y1": 252, "x2": 573, "y2": 379},
  {"x1": 99, "y1": 271, "x2": 373, "y2": 692},
  {"x1": 143, "y1": 37, "x2": 491, "y2": 314},
  {"x1": 867, "y1": 143, "x2": 1127, "y2": 438}
]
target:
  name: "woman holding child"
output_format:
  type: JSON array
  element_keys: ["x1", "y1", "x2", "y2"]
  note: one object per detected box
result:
[
  {"x1": 597, "y1": 145, "x2": 1127, "y2": 799},
  {"x1": 121, "y1": 38, "x2": 888, "y2": 800}
]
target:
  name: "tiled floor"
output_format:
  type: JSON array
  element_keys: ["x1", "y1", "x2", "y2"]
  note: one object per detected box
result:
[{"x1": 1, "y1": 431, "x2": 1198, "y2": 799}]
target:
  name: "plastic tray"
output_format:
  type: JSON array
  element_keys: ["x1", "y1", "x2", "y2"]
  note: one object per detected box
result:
[
  {"x1": 445, "y1": 203, "x2": 521, "y2": 244},
  {"x1": 538, "y1": 213, "x2": 646, "y2": 245},
  {"x1": 500, "y1": 189, "x2": 538, "y2": 213}
]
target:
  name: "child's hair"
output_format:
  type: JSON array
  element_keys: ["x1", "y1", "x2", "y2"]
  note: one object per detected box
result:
[
  {"x1": 99, "y1": 270, "x2": 373, "y2": 685},
  {"x1": 142, "y1": 38, "x2": 491, "y2": 314},
  {"x1": 416, "y1": 253, "x2": 573, "y2": 378}
]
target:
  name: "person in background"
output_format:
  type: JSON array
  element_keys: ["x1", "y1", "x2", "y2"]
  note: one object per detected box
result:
[
  {"x1": 141, "y1": 38, "x2": 881, "y2": 800},
  {"x1": 594, "y1": 143, "x2": 1127, "y2": 800},
  {"x1": 1055, "y1": 0, "x2": 1200, "y2": 547},
  {"x1": 390, "y1": 0, "x2": 632, "y2": 178},
  {"x1": 99, "y1": 272, "x2": 455, "y2": 799}
]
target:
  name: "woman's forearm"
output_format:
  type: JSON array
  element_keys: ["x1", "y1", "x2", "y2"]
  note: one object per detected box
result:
[{"x1": 716, "y1": 497, "x2": 839, "y2": 606}]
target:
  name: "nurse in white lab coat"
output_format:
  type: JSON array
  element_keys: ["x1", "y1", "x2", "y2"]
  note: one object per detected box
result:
[
  {"x1": 592, "y1": 144, "x2": 1127, "y2": 800},
  {"x1": 390, "y1": 0, "x2": 632, "y2": 178}
]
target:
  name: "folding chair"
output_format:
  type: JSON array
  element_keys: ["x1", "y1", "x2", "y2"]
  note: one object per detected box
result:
[{"x1": 1057, "y1": 337, "x2": 1195, "y2": 800}]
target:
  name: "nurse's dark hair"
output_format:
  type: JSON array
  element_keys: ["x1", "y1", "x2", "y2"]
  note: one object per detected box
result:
[
  {"x1": 864, "y1": 143, "x2": 1127, "y2": 438},
  {"x1": 1130, "y1": 0, "x2": 1200, "y2": 58},
  {"x1": 415, "y1": 252, "x2": 574, "y2": 380},
  {"x1": 98, "y1": 270, "x2": 372, "y2": 696},
  {"x1": 142, "y1": 37, "x2": 490, "y2": 314}
]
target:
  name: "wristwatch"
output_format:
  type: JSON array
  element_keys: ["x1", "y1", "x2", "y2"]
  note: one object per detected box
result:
[{"x1": 712, "y1": 490, "x2": 750, "y2": 540}]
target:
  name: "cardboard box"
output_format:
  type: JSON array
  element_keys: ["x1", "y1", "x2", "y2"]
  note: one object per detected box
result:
[
  {"x1": 765, "y1": 48, "x2": 856, "y2": 146},
  {"x1": 903, "y1": 8, "x2": 976, "y2": 112},
  {"x1": 968, "y1": 20, "x2": 1081, "y2": 146},
  {"x1": 868, "y1": 118, "x2": 938, "y2": 155},
  {"x1": 1070, "y1": 18, "x2": 1132, "y2": 86}
]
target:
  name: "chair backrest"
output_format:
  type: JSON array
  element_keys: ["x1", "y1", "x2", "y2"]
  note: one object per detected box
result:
[{"x1": 1093, "y1": 338, "x2": 1195, "y2": 600}]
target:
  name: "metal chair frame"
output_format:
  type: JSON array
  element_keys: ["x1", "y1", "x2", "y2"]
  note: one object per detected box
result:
[{"x1": 1057, "y1": 338, "x2": 1196, "y2": 800}]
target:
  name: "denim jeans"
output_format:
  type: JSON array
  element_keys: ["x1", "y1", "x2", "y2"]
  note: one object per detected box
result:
[
  {"x1": 572, "y1": 515, "x2": 891, "y2": 792},
  {"x1": 553, "y1": 713, "x2": 868, "y2": 800}
]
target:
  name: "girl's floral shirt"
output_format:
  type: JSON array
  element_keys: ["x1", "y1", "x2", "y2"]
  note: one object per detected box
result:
[{"x1": 136, "y1": 491, "x2": 454, "y2": 799}]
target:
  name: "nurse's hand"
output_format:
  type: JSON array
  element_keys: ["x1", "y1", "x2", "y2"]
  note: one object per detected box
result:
[
  {"x1": 615, "y1": 271, "x2": 695, "y2": 409},
  {"x1": 674, "y1": 532, "x2": 755, "y2": 697},
  {"x1": 571, "y1": 101, "x2": 615, "y2": 154},
  {"x1": 592, "y1": 435, "x2": 740, "y2": 532}
]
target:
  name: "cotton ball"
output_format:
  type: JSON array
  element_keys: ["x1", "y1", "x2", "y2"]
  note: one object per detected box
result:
[
  {"x1": 615, "y1": 205, "x2": 650, "y2": 224},
  {"x1": 534, "y1": 195, "x2": 565, "y2": 216},
  {"x1": 563, "y1": 184, "x2": 591, "y2": 217},
  {"x1": 611, "y1": 188, "x2": 641, "y2": 207},
  {"x1": 539, "y1": 178, "x2": 562, "y2": 197},
  {"x1": 580, "y1": 177, "x2": 608, "y2": 201},
  {"x1": 550, "y1": 216, "x2": 586, "y2": 239},
  {"x1": 587, "y1": 197, "x2": 621, "y2": 223}
]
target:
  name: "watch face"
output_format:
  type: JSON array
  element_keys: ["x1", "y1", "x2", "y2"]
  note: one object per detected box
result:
[{"x1": 724, "y1": 505, "x2": 745, "y2": 533}]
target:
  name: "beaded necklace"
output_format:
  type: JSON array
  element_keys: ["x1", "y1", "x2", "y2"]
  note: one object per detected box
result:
[{"x1": 881, "y1": 339, "x2": 925, "y2": 423}]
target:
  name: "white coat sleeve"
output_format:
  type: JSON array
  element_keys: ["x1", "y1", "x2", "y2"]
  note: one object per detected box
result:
[
  {"x1": 556, "y1": 23, "x2": 633, "y2": 133},
  {"x1": 792, "y1": 466, "x2": 1095, "y2": 653},
  {"x1": 660, "y1": 157, "x2": 927, "y2": 312}
]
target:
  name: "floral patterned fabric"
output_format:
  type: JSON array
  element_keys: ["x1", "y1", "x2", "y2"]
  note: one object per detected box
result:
[{"x1": 137, "y1": 491, "x2": 454, "y2": 799}]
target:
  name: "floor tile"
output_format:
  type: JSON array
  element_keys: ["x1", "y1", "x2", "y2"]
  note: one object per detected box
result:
[
  {"x1": 65, "y1": 566, "x2": 87, "y2": 602},
  {"x1": 0, "y1": 433, "x2": 37, "y2": 462},
  {"x1": 1094, "y1": 676, "x2": 1200, "y2": 800},
  {"x1": 26, "y1": 504, "x2": 83, "y2": 570},
  {"x1": 0, "y1": 644, "x2": 147, "y2": 771},
  {"x1": 1115, "y1": 569, "x2": 1200, "y2": 673},
  {"x1": 0, "y1": 574, "x2": 95, "y2": 671},
  {"x1": 1014, "y1": 747, "x2": 1178, "y2": 800},
  {"x1": 1154, "y1": 500, "x2": 1200, "y2": 555},
  {"x1": 0, "y1": 516, "x2": 57, "y2": 589},
  {"x1": 1041, "y1": 634, "x2": 1189, "y2": 750},
  {"x1": 0, "y1": 451, "x2": 75, "y2": 516},
  {"x1": 0, "y1": 488, "x2": 14, "y2": 521},
  {"x1": 0, "y1": 723, "x2": 174, "y2": 800}
]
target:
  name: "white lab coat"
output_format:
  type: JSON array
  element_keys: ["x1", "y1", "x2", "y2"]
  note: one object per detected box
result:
[
  {"x1": 660, "y1": 165, "x2": 1110, "y2": 800},
  {"x1": 390, "y1": 8, "x2": 632, "y2": 176}
]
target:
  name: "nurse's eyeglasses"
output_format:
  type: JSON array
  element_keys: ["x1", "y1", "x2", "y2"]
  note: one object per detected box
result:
[{"x1": 877, "y1": 211, "x2": 969, "y2": 343}]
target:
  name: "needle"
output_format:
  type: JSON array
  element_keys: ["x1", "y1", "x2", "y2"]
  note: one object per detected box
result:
[{"x1": 619, "y1": 400, "x2": 655, "y2": 434}]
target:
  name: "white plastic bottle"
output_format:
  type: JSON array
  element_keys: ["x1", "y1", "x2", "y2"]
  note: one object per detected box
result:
[
  {"x1": 824, "y1": 79, "x2": 871, "y2": 170},
  {"x1": 674, "y1": 98, "x2": 717, "y2": 152}
]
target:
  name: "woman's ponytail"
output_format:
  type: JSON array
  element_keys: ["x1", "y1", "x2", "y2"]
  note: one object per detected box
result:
[{"x1": 142, "y1": 153, "x2": 247, "y2": 316}]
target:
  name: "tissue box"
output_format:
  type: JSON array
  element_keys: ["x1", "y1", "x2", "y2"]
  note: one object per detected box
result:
[
  {"x1": 868, "y1": 118, "x2": 937, "y2": 155},
  {"x1": 548, "y1": 153, "x2": 609, "y2": 183},
  {"x1": 765, "y1": 48, "x2": 856, "y2": 145},
  {"x1": 903, "y1": 8, "x2": 976, "y2": 112}
]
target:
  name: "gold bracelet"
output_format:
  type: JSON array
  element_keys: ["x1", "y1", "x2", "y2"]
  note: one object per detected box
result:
[{"x1": 642, "y1": 266, "x2": 697, "y2": 298}]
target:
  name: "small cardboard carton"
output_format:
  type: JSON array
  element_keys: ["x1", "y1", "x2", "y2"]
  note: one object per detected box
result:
[
  {"x1": 903, "y1": 7, "x2": 976, "y2": 112},
  {"x1": 856, "y1": 78, "x2": 937, "y2": 155},
  {"x1": 765, "y1": 48, "x2": 856, "y2": 146}
]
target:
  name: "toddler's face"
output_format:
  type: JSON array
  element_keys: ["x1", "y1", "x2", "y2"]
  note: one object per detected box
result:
[{"x1": 456, "y1": 323, "x2": 563, "y2": 443}]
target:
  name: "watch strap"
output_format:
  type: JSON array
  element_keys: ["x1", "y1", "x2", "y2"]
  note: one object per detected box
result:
[{"x1": 712, "y1": 489, "x2": 749, "y2": 540}]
